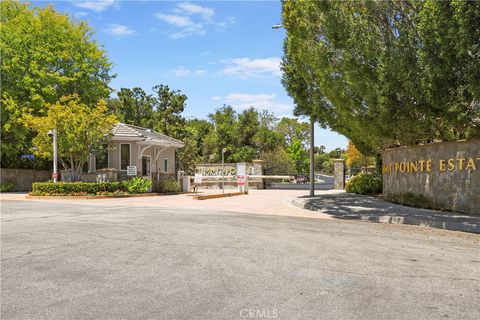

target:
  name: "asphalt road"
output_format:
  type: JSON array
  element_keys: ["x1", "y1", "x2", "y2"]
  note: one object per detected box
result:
[{"x1": 1, "y1": 200, "x2": 479, "y2": 320}]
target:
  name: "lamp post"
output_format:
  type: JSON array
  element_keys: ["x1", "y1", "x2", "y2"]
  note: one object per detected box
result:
[
  {"x1": 309, "y1": 117, "x2": 315, "y2": 197},
  {"x1": 48, "y1": 129, "x2": 58, "y2": 183},
  {"x1": 272, "y1": 23, "x2": 315, "y2": 197},
  {"x1": 32, "y1": 146, "x2": 38, "y2": 183},
  {"x1": 221, "y1": 148, "x2": 227, "y2": 193}
]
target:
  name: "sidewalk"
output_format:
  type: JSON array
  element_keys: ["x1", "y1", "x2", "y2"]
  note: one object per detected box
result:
[{"x1": 291, "y1": 190, "x2": 480, "y2": 234}]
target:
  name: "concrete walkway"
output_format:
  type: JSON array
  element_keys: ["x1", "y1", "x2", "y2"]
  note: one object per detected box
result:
[{"x1": 292, "y1": 190, "x2": 480, "y2": 234}]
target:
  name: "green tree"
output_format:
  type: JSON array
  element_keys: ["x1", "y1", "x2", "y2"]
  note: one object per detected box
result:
[
  {"x1": 287, "y1": 139, "x2": 308, "y2": 174},
  {"x1": 1, "y1": 0, "x2": 113, "y2": 167},
  {"x1": 204, "y1": 105, "x2": 238, "y2": 162},
  {"x1": 115, "y1": 88, "x2": 155, "y2": 128},
  {"x1": 178, "y1": 119, "x2": 213, "y2": 173},
  {"x1": 23, "y1": 95, "x2": 117, "y2": 181},
  {"x1": 275, "y1": 117, "x2": 310, "y2": 147},
  {"x1": 281, "y1": 0, "x2": 480, "y2": 156},
  {"x1": 153, "y1": 85, "x2": 187, "y2": 138}
]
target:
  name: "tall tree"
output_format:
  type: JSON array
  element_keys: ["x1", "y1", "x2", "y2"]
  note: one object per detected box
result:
[
  {"x1": 23, "y1": 95, "x2": 117, "y2": 181},
  {"x1": 281, "y1": 0, "x2": 480, "y2": 156},
  {"x1": 115, "y1": 87, "x2": 155, "y2": 128},
  {"x1": 275, "y1": 117, "x2": 310, "y2": 148},
  {"x1": 1, "y1": 0, "x2": 113, "y2": 167},
  {"x1": 153, "y1": 85, "x2": 187, "y2": 138}
]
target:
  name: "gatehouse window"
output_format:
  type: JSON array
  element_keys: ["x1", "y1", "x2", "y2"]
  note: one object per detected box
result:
[
  {"x1": 120, "y1": 144, "x2": 130, "y2": 170},
  {"x1": 95, "y1": 144, "x2": 109, "y2": 170},
  {"x1": 164, "y1": 158, "x2": 168, "y2": 173}
]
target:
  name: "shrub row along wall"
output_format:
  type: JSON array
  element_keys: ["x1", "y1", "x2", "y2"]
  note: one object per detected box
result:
[
  {"x1": 1, "y1": 168, "x2": 51, "y2": 191},
  {"x1": 382, "y1": 140, "x2": 480, "y2": 215}
]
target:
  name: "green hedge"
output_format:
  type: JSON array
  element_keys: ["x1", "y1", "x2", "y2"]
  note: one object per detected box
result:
[
  {"x1": 345, "y1": 173, "x2": 382, "y2": 194},
  {"x1": 125, "y1": 177, "x2": 152, "y2": 193},
  {"x1": 156, "y1": 179, "x2": 181, "y2": 193},
  {"x1": 0, "y1": 182, "x2": 14, "y2": 192},
  {"x1": 31, "y1": 181, "x2": 128, "y2": 196}
]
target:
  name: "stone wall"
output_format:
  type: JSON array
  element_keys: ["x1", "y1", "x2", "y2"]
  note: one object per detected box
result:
[
  {"x1": 333, "y1": 160, "x2": 345, "y2": 190},
  {"x1": 194, "y1": 162, "x2": 265, "y2": 189},
  {"x1": 1, "y1": 168, "x2": 51, "y2": 191},
  {"x1": 382, "y1": 140, "x2": 480, "y2": 215}
]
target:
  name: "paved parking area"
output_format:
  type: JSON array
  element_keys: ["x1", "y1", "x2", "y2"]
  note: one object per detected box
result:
[{"x1": 1, "y1": 195, "x2": 479, "y2": 319}]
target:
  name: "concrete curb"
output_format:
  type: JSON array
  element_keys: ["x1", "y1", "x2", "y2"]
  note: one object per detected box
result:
[
  {"x1": 23, "y1": 192, "x2": 189, "y2": 200},
  {"x1": 291, "y1": 198, "x2": 480, "y2": 234},
  {"x1": 193, "y1": 192, "x2": 246, "y2": 200}
]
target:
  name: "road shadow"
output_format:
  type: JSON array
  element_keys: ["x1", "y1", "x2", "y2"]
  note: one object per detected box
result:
[{"x1": 298, "y1": 193, "x2": 480, "y2": 233}]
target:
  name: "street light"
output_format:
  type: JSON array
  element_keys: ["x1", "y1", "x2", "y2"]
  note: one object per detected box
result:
[
  {"x1": 32, "y1": 146, "x2": 38, "y2": 183},
  {"x1": 272, "y1": 23, "x2": 315, "y2": 197},
  {"x1": 47, "y1": 129, "x2": 58, "y2": 183},
  {"x1": 221, "y1": 147, "x2": 227, "y2": 194},
  {"x1": 309, "y1": 118, "x2": 315, "y2": 197}
]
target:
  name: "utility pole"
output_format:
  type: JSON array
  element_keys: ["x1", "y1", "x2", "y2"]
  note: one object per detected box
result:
[
  {"x1": 309, "y1": 117, "x2": 315, "y2": 197},
  {"x1": 221, "y1": 148, "x2": 227, "y2": 193},
  {"x1": 48, "y1": 129, "x2": 58, "y2": 183}
]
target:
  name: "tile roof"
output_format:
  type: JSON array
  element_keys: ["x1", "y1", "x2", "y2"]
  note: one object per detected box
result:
[{"x1": 112, "y1": 123, "x2": 184, "y2": 147}]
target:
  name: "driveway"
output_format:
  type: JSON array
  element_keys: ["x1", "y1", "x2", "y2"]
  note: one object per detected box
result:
[{"x1": 1, "y1": 197, "x2": 479, "y2": 319}]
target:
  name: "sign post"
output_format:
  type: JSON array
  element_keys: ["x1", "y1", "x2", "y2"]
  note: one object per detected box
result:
[
  {"x1": 193, "y1": 174, "x2": 203, "y2": 195},
  {"x1": 236, "y1": 163, "x2": 248, "y2": 193}
]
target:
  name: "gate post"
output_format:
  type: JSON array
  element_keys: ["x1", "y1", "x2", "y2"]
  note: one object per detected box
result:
[
  {"x1": 333, "y1": 159, "x2": 345, "y2": 190},
  {"x1": 252, "y1": 159, "x2": 265, "y2": 189}
]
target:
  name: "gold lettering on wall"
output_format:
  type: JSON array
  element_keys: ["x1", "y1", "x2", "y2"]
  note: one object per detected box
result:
[
  {"x1": 439, "y1": 160, "x2": 446, "y2": 171},
  {"x1": 466, "y1": 158, "x2": 477, "y2": 170},
  {"x1": 448, "y1": 159, "x2": 455, "y2": 171},
  {"x1": 383, "y1": 157, "x2": 480, "y2": 174}
]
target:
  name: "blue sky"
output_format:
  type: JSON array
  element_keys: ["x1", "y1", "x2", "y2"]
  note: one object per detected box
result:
[{"x1": 35, "y1": 0, "x2": 347, "y2": 151}]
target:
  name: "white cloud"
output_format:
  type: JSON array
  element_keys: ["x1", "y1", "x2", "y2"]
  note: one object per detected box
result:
[
  {"x1": 213, "y1": 16, "x2": 236, "y2": 31},
  {"x1": 222, "y1": 57, "x2": 282, "y2": 78},
  {"x1": 176, "y1": 2, "x2": 214, "y2": 20},
  {"x1": 171, "y1": 66, "x2": 191, "y2": 77},
  {"x1": 155, "y1": 13, "x2": 196, "y2": 28},
  {"x1": 104, "y1": 24, "x2": 135, "y2": 36},
  {"x1": 171, "y1": 67, "x2": 207, "y2": 77},
  {"x1": 214, "y1": 93, "x2": 291, "y2": 112},
  {"x1": 155, "y1": 2, "x2": 234, "y2": 39},
  {"x1": 74, "y1": 11, "x2": 89, "y2": 19},
  {"x1": 74, "y1": 0, "x2": 116, "y2": 12},
  {"x1": 155, "y1": 13, "x2": 204, "y2": 38}
]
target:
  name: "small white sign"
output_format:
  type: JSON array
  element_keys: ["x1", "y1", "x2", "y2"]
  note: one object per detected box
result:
[
  {"x1": 194, "y1": 174, "x2": 203, "y2": 184},
  {"x1": 127, "y1": 166, "x2": 137, "y2": 176},
  {"x1": 236, "y1": 163, "x2": 246, "y2": 176}
]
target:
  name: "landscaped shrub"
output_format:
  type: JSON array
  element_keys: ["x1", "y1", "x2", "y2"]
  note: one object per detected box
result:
[
  {"x1": 345, "y1": 173, "x2": 382, "y2": 194},
  {"x1": 157, "y1": 179, "x2": 181, "y2": 193},
  {"x1": 31, "y1": 181, "x2": 128, "y2": 196},
  {"x1": 0, "y1": 182, "x2": 14, "y2": 192},
  {"x1": 124, "y1": 177, "x2": 152, "y2": 193}
]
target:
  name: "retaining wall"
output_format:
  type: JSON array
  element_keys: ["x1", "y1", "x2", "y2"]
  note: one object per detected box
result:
[
  {"x1": 382, "y1": 140, "x2": 480, "y2": 215},
  {"x1": 1, "y1": 168, "x2": 51, "y2": 191}
]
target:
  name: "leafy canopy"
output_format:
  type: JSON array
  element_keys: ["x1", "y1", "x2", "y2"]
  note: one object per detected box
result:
[
  {"x1": 282, "y1": 0, "x2": 480, "y2": 155},
  {"x1": 23, "y1": 95, "x2": 118, "y2": 180},
  {"x1": 1, "y1": 0, "x2": 113, "y2": 167}
]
